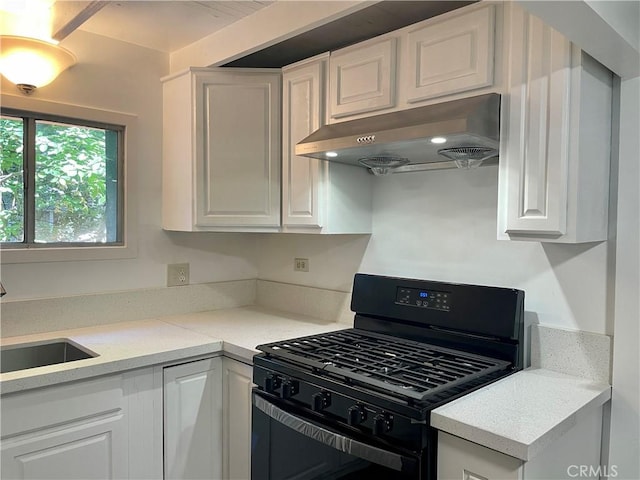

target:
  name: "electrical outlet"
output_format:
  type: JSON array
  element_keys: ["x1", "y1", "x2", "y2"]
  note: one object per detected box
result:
[
  {"x1": 294, "y1": 258, "x2": 309, "y2": 272},
  {"x1": 167, "y1": 263, "x2": 189, "y2": 287}
]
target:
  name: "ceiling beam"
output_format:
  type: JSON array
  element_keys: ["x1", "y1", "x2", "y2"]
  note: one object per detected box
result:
[
  {"x1": 170, "y1": 1, "x2": 377, "y2": 72},
  {"x1": 517, "y1": 0, "x2": 640, "y2": 79},
  {"x1": 52, "y1": 1, "x2": 110, "y2": 41}
]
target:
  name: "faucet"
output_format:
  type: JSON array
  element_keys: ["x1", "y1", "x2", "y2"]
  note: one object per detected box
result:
[{"x1": 0, "y1": 282, "x2": 6, "y2": 297}]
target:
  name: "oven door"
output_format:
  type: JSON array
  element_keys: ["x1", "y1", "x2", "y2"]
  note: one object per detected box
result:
[{"x1": 251, "y1": 391, "x2": 421, "y2": 480}]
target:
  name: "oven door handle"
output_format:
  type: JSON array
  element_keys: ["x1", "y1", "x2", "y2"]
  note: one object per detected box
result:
[{"x1": 253, "y1": 393, "x2": 416, "y2": 473}]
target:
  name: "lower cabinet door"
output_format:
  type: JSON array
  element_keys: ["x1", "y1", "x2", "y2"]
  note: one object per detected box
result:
[
  {"x1": 222, "y1": 357, "x2": 254, "y2": 480},
  {"x1": 1, "y1": 412, "x2": 127, "y2": 479},
  {"x1": 0, "y1": 374, "x2": 128, "y2": 480},
  {"x1": 164, "y1": 357, "x2": 223, "y2": 480}
]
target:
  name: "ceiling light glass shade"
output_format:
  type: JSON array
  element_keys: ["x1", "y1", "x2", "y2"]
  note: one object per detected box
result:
[{"x1": 0, "y1": 36, "x2": 76, "y2": 94}]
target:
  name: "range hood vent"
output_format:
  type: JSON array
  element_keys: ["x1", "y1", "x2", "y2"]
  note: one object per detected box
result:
[{"x1": 295, "y1": 93, "x2": 500, "y2": 175}]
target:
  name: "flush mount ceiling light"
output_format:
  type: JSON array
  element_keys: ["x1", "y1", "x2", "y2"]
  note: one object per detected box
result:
[{"x1": 0, "y1": 35, "x2": 76, "y2": 95}]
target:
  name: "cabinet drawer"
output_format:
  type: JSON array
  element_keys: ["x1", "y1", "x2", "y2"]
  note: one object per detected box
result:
[
  {"x1": 1, "y1": 374, "x2": 128, "y2": 480},
  {"x1": 1, "y1": 374, "x2": 124, "y2": 438}
]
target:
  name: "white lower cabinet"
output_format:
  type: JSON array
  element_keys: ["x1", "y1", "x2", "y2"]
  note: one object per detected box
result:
[
  {"x1": 1, "y1": 355, "x2": 251, "y2": 480},
  {"x1": 0, "y1": 374, "x2": 129, "y2": 480},
  {"x1": 438, "y1": 405, "x2": 604, "y2": 480},
  {"x1": 438, "y1": 432, "x2": 523, "y2": 480},
  {"x1": 222, "y1": 357, "x2": 254, "y2": 480},
  {"x1": 164, "y1": 356, "x2": 223, "y2": 480}
]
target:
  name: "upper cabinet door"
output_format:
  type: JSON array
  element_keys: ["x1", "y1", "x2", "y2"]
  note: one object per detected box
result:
[
  {"x1": 282, "y1": 59, "x2": 325, "y2": 228},
  {"x1": 195, "y1": 71, "x2": 281, "y2": 228},
  {"x1": 162, "y1": 68, "x2": 281, "y2": 232},
  {"x1": 502, "y1": 12, "x2": 573, "y2": 236},
  {"x1": 497, "y1": 4, "x2": 612, "y2": 243},
  {"x1": 406, "y1": 5, "x2": 495, "y2": 103},
  {"x1": 329, "y1": 38, "x2": 397, "y2": 119}
]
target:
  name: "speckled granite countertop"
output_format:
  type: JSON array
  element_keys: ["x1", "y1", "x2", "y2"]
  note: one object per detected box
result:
[
  {"x1": 0, "y1": 306, "x2": 611, "y2": 464},
  {"x1": 431, "y1": 368, "x2": 611, "y2": 461},
  {"x1": 0, "y1": 306, "x2": 348, "y2": 395},
  {"x1": 160, "y1": 306, "x2": 349, "y2": 362}
]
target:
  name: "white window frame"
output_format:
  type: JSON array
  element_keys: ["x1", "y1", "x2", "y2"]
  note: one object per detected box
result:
[{"x1": 0, "y1": 94, "x2": 137, "y2": 264}]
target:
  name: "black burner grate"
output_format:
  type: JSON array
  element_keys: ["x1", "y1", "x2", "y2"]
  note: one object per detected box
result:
[{"x1": 257, "y1": 329, "x2": 511, "y2": 402}]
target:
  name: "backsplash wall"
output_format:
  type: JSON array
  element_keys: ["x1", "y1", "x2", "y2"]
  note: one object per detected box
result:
[{"x1": 257, "y1": 165, "x2": 612, "y2": 336}]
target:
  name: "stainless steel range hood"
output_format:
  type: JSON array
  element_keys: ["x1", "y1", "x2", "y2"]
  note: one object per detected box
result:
[{"x1": 295, "y1": 93, "x2": 500, "y2": 175}]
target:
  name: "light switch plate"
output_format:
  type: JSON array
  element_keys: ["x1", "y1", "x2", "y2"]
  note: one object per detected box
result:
[{"x1": 294, "y1": 258, "x2": 309, "y2": 272}]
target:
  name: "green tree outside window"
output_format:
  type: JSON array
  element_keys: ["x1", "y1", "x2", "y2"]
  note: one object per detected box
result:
[{"x1": 0, "y1": 112, "x2": 122, "y2": 245}]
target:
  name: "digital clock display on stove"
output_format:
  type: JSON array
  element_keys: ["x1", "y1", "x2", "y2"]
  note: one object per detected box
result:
[{"x1": 396, "y1": 287, "x2": 451, "y2": 311}]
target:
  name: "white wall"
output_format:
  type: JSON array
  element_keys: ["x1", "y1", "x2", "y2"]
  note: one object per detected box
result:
[
  {"x1": 608, "y1": 76, "x2": 640, "y2": 480},
  {"x1": 0, "y1": 30, "x2": 259, "y2": 301},
  {"x1": 257, "y1": 166, "x2": 611, "y2": 335}
]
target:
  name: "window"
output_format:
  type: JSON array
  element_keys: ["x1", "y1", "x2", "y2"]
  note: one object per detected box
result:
[{"x1": 1, "y1": 109, "x2": 124, "y2": 247}]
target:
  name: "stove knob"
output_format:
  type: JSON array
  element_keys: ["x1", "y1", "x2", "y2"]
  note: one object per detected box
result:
[
  {"x1": 311, "y1": 392, "x2": 331, "y2": 411},
  {"x1": 372, "y1": 413, "x2": 393, "y2": 436},
  {"x1": 264, "y1": 374, "x2": 281, "y2": 393},
  {"x1": 347, "y1": 405, "x2": 367, "y2": 426},
  {"x1": 281, "y1": 379, "x2": 299, "y2": 399}
]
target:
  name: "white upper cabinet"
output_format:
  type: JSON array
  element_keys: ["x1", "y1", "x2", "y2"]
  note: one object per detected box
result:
[
  {"x1": 162, "y1": 68, "x2": 281, "y2": 232},
  {"x1": 329, "y1": 38, "x2": 397, "y2": 119},
  {"x1": 282, "y1": 58, "x2": 325, "y2": 228},
  {"x1": 282, "y1": 56, "x2": 372, "y2": 234},
  {"x1": 497, "y1": 4, "x2": 613, "y2": 243},
  {"x1": 327, "y1": 3, "x2": 498, "y2": 122},
  {"x1": 405, "y1": 5, "x2": 495, "y2": 103}
]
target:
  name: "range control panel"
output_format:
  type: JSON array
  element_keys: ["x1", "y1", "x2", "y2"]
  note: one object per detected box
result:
[{"x1": 395, "y1": 287, "x2": 451, "y2": 311}]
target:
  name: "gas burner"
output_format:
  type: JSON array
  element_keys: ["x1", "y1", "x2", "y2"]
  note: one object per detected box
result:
[{"x1": 258, "y1": 329, "x2": 510, "y2": 402}]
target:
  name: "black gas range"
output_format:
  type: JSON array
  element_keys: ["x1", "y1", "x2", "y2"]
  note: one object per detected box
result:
[{"x1": 251, "y1": 273, "x2": 524, "y2": 480}]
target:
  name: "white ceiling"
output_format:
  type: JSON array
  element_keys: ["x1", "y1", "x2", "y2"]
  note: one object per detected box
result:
[
  {"x1": 76, "y1": 1, "x2": 274, "y2": 52},
  {"x1": 0, "y1": 0, "x2": 274, "y2": 53},
  {"x1": 1, "y1": 1, "x2": 473, "y2": 66}
]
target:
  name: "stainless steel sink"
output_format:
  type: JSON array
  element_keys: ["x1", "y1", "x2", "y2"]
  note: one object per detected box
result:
[{"x1": 0, "y1": 339, "x2": 97, "y2": 374}]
